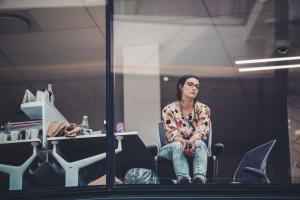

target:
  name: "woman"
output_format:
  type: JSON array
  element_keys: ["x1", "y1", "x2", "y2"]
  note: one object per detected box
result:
[{"x1": 158, "y1": 75, "x2": 211, "y2": 184}]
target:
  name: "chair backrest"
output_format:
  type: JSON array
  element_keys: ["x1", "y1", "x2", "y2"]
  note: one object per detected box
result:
[
  {"x1": 233, "y1": 139, "x2": 276, "y2": 183},
  {"x1": 157, "y1": 121, "x2": 166, "y2": 148},
  {"x1": 157, "y1": 121, "x2": 212, "y2": 156}
]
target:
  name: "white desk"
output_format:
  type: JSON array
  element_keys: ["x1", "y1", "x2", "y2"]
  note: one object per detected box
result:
[
  {"x1": 0, "y1": 138, "x2": 40, "y2": 144},
  {"x1": 47, "y1": 132, "x2": 137, "y2": 187},
  {"x1": 0, "y1": 139, "x2": 41, "y2": 190},
  {"x1": 46, "y1": 132, "x2": 137, "y2": 141}
]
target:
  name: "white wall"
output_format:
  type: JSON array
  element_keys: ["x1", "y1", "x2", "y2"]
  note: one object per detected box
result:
[{"x1": 123, "y1": 44, "x2": 161, "y2": 146}]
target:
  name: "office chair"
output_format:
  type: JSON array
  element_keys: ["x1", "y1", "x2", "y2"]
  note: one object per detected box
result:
[
  {"x1": 154, "y1": 121, "x2": 224, "y2": 184},
  {"x1": 232, "y1": 139, "x2": 276, "y2": 184}
]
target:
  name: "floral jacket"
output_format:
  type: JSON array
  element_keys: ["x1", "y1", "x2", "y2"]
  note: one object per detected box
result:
[{"x1": 162, "y1": 101, "x2": 211, "y2": 143}]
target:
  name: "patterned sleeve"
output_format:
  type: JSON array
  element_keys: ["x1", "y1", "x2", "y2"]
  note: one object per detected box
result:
[
  {"x1": 191, "y1": 104, "x2": 211, "y2": 141},
  {"x1": 162, "y1": 105, "x2": 182, "y2": 143}
]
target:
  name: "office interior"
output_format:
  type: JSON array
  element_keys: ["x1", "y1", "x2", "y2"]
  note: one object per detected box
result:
[{"x1": 0, "y1": 0, "x2": 300, "y2": 192}]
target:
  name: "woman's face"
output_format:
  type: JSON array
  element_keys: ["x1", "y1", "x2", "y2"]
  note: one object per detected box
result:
[{"x1": 180, "y1": 77, "x2": 200, "y2": 100}]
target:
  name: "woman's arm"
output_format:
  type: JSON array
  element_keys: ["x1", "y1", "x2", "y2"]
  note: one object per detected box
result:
[
  {"x1": 190, "y1": 104, "x2": 211, "y2": 141},
  {"x1": 162, "y1": 105, "x2": 183, "y2": 143}
]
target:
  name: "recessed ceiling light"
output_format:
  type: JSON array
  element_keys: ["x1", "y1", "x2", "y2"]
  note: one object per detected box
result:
[{"x1": 163, "y1": 76, "x2": 169, "y2": 82}]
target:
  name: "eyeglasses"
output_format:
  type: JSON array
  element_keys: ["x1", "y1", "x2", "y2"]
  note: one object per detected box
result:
[{"x1": 185, "y1": 82, "x2": 200, "y2": 90}]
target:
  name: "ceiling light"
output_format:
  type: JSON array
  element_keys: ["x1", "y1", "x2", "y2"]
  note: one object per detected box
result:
[
  {"x1": 235, "y1": 56, "x2": 300, "y2": 65},
  {"x1": 163, "y1": 76, "x2": 169, "y2": 82},
  {"x1": 239, "y1": 64, "x2": 300, "y2": 72}
]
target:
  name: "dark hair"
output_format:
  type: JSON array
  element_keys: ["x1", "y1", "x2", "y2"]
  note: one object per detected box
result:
[{"x1": 176, "y1": 75, "x2": 200, "y2": 103}]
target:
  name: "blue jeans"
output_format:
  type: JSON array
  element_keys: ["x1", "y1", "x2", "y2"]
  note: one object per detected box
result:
[{"x1": 158, "y1": 140, "x2": 208, "y2": 182}]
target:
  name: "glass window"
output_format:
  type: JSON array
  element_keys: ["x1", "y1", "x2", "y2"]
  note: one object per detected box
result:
[
  {"x1": 2, "y1": 0, "x2": 300, "y2": 195},
  {"x1": 0, "y1": 0, "x2": 107, "y2": 190},
  {"x1": 113, "y1": 0, "x2": 300, "y2": 186}
]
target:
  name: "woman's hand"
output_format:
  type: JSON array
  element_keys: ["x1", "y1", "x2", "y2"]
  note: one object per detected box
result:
[
  {"x1": 174, "y1": 136, "x2": 188, "y2": 151},
  {"x1": 184, "y1": 138, "x2": 198, "y2": 156}
]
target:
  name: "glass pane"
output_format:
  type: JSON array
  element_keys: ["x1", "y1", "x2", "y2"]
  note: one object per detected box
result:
[
  {"x1": 0, "y1": 0, "x2": 107, "y2": 190},
  {"x1": 113, "y1": 0, "x2": 300, "y2": 185}
]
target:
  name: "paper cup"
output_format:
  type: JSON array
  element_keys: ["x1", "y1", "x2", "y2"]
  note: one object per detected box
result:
[
  {"x1": 29, "y1": 129, "x2": 39, "y2": 139},
  {"x1": 25, "y1": 130, "x2": 31, "y2": 139},
  {"x1": 10, "y1": 131, "x2": 20, "y2": 141},
  {"x1": 2, "y1": 134, "x2": 8, "y2": 142},
  {"x1": 0, "y1": 133, "x2": 8, "y2": 142}
]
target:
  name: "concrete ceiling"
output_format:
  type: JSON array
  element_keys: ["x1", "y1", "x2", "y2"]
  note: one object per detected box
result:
[
  {"x1": 0, "y1": 0, "x2": 106, "y2": 83},
  {"x1": 113, "y1": 0, "x2": 300, "y2": 77},
  {"x1": 1, "y1": 0, "x2": 299, "y2": 80}
]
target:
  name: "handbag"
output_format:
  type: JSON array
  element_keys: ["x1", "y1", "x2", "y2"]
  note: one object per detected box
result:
[
  {"x1": 47, "y1": 121, "x2": 68, "y2": 137},
  {"x1": 64, "y1": 123, "x2": 82, "y2": 137},
  {"x1": 47, "y1": 122, "x2": 82, "y2": 137}
]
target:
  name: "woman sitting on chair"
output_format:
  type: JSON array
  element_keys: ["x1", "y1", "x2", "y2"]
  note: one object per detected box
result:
[{"x1": 159, "y1": 75, "x2": 211, "y2": 184}]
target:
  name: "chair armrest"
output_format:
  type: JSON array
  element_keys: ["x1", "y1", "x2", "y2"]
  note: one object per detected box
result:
[
  {"x1": 244, "y1": 167, "x2": 266, "y2": 178},
  {"x1": 147, "y1": 145, "x2": 158, "y2": 157},
  {"x1": 157, "y1": 156, "x2": 172, "y2": 164},
  {"x1": 244, "y1": 167, "x2": 270, "y2": 183},
  {"x1": 212, "y1": 143, "x2": 224, "y2": 156}
]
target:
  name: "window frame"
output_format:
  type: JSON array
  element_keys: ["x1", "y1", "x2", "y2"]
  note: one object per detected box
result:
[{"x1": 2, "y1": 0, "x2": 300, "y2": 199}]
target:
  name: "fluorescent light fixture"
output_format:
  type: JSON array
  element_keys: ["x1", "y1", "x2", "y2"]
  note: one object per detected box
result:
[
  {"x1": 235, "y1": 56, "x2": 300, "y2": 65},
  {"x1": 239, "y1": 63, "x2": 300, "y2": 72}
]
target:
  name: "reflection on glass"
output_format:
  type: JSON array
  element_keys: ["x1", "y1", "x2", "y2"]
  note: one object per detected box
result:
[
  {"x1": 114, "y1": 0, "x2": 300, "y2": 185},
  {"x1": 0, "y1": 0, "x2": 106, "y2": 190}
]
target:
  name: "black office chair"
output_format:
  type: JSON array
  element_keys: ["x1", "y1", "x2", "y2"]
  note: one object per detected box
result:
[
  {"x1": 232, "y1": 139, "x2": 276, "y2": 184},
  {"x1": 155, "y1": 121, "x2": 224, "y2": 184}
]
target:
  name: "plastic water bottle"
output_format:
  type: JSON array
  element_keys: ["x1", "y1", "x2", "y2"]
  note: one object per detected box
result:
[{"x1": 80, "y1": 115, "x2": 89, "y2": 129}]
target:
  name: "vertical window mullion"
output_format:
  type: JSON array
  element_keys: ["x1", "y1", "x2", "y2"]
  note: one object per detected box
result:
[{"x1": 106, "y1": 0, "x2": 115, "y2": 191}]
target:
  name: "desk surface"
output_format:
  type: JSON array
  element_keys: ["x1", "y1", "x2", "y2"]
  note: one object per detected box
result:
[
  {"x1": 46, "y1": 131, "x2": 154, "y2": 178},
  {"x1": 45, "y1": 132, "x2": 140, "y2": 161},
  {"x1": 0, "y1": 138, "x2": 41, "y2": 145},
  {"x1": 47, "y1": 132, "x2": 138, "y2": 141},
  {"x1": 0, "y1": 139, "x2": 41, "y2": 165}
]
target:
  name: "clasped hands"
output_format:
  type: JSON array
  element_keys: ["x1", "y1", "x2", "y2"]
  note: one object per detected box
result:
[{"x1": 174, "y1": 137, "x2": 197, "y2": 157}]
